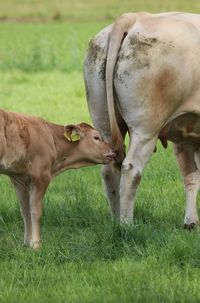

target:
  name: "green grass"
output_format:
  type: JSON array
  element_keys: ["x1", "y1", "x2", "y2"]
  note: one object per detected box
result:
[
  {"x1": 1, "y1": 1, "x2": 200, "y2": 302},
  {"x1": 0, "y1": 23, "x2": 105, "y2": 72}
]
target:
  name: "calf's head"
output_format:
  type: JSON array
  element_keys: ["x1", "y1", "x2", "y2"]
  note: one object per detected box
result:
[{"x1": 64, "y1": 123, "x2": 115, "y2": 164}]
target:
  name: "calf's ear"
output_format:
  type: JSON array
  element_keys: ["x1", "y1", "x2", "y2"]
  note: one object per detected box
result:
[{"x1": 64, "y1": 124, "x2": 84, "y2": 142}]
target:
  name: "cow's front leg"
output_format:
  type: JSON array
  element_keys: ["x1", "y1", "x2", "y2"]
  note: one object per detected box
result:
[
  {"x1": 11, "y1": 178, "x2": 31, "y2": 246},
  {"x1": 120, "y1": 133, "x2": 157, "y2": 223},
  {"x1": 101, "y1": 163, "x2": 122, "y2": 218},
  {"x1": 174, "y1": 144, "x2": 200, "y2": 228},
  {"x1": 29, "y1": 176, "x2": 50, "y2": 249}
]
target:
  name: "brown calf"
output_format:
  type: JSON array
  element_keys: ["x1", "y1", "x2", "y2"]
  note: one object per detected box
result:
[{"x1": 0, "y1": 109, "x2": 115, "y2": 248}]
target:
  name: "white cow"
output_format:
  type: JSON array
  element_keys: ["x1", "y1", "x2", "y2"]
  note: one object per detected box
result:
[{"x1": 84, "y1": 12, "x2": 200, "y2": 228}]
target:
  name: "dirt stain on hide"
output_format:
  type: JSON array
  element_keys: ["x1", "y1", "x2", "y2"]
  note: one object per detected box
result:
[
  {"x1": 114, "y1": 34, "x2": 159, "y2": 84},
  {"x1": 129, "y1": 34, "x2": 158, "y2": 55},
  {"x1": 152, "y1": 67, "x2": 176, "y2": 104},
  {"x1": 99, "y1": 59, "x2": 106, "y2": 80},
  {"x1": 151, "y1": 66, "x2": 182, "y2": 129},
  {"x1": 118, "y1": 34, "x2": 158, "y2": 64},
  {"x1": 132, "y1": 172, "x2": 141, "y2": 187},
  {"x1": 87, "y1": 38, "x2": 107, "y2": 80},
  {"x1": 154, "y1": 67, "x2": 174, "y2": 93},
  {"x1": 87, "y1": 39, "x2": 104, "y2": 63},
  {"x1": 114, "y1": 34, "x2": 175, "y2": 86}
]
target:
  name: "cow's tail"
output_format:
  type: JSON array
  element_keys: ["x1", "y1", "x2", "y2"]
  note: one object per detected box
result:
[{"x1": 106, "y1": 13, "x2": 137, "y2": 162}]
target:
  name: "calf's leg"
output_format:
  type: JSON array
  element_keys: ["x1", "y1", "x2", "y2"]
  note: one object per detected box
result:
[
  {"x1": 29, "y1": 177, "x2": 50, "y2": 249},
  {"x1": 11, "y1": 179, "x2": 31, "y2": 246}
]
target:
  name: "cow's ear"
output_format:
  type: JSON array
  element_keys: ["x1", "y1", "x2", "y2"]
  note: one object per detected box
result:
[{"x1": 64, "y1": 124, "x2": 84, "y2": 142}]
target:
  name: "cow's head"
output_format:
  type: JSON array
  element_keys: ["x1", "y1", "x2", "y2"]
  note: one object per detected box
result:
[{"x1": 64, "y1": 123, "x2": 116, "y2": 164}]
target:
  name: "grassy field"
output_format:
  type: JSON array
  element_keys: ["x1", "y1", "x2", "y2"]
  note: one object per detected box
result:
[{"x1": 0, "y1": 1, "x2": 200, "y2": 302}]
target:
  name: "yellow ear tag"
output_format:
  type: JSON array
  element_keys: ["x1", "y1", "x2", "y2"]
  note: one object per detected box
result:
[
  {"x1": 71, "y1": 130, "x2": 80, "y2": 142},
  {"x1": 64, "y1": 131, "x2": 71, "y2": 141}
]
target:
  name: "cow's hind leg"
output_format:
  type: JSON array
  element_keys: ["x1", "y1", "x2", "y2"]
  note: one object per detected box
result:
[
  {"x1": 120, "y1": 132, "x2": 157, "y2": 223},
  {"x1": 174, "y1": 143, "x2": 200, "y2": 229},
  {"x1": 101, "y1": 163, "x2": 121, "y2": 217},
  {"x1": 84, "y1": 25, "x2": 127, "y2": 218},
  {"x1": 84, "y1": 76, "x2": 123, "y2": 218},
  {"x1": 101, "y1": 118, "x2": 127, "y2": 218}
]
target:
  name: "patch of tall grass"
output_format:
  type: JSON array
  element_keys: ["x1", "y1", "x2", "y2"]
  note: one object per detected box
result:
[{"x1": 0, "y1": 23, "x2": 105, "y2": 72}]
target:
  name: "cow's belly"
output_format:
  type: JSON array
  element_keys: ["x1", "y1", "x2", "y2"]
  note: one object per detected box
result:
[{"x1": 160, "y1": 113, "x2": 200, "y2": 144}]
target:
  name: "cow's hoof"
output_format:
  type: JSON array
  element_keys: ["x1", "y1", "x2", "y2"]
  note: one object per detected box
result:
[
  {"x1": 184, "y1": 223, "x2": 197, "y2": 230},
  {"x1": 22, "y1": 242, "x2": 30, "y2": 248},
  {"x1": 184, "y1": 216, "x2": 199, "y2": 230},
  {"x1": 30, "y1": 241, "x2": 41, "y2": 249}
]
